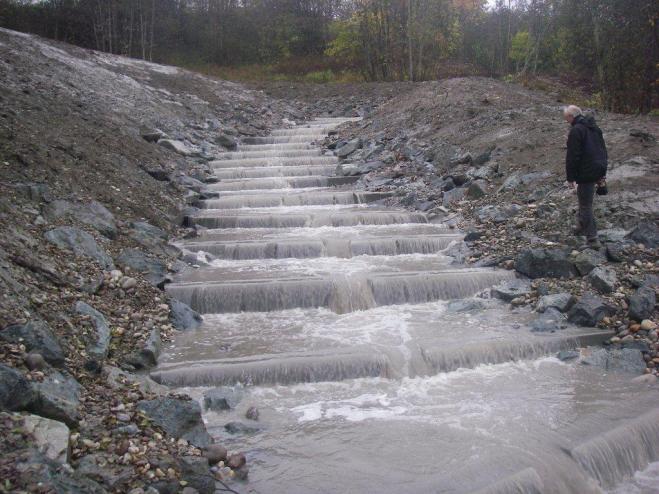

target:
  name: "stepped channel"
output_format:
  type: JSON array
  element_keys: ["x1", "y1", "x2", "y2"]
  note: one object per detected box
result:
[{"x1": 158, "y1": 118, "x2": 659, "y2": 492}]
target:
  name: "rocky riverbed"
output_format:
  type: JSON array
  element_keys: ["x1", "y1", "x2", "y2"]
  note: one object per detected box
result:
[{"x1": 0, "y1": 26, "x2": 658, "y2": 493}]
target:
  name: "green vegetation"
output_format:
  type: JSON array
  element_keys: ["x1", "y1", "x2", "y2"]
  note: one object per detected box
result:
[{"x1": 0, "y1": 0, "x2": 656, "y2": 112}]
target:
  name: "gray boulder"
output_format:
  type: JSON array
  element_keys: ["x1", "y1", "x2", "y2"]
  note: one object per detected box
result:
[
  {"x1": 627, "y1": 221, "x2": 659, "y2": 248},
  {"x1": 628, "y1": 286, "x2": 656, "y2": 321},
  {"x1": 336, "y1": 138, "x2": 361, "y2": 159},
  {"x1": 29, "y1": 369, "x2": 82, "y2": 426},
  {"x1": 574, "y1": 249, "x2": 606, "y2": 276},
  {"x1": 116, "y1": 249, "x2": 169, "y2": 287},
  {"x1": 203, "y1": 387, "x2": 244, "y2": 411},
  {"x1": 530, "y1": 307, "x2": 568, "y2": 332},
  {"x1": 567, "y1": 294, "x2": 615, "y2": 327},
  {"x1": 128, "y1": 222, "x2": 179, "y2": 258},
  {"x1": 491, "y1": 279, "x2": 532, "y2": 302},
  {"x1": 0, "y1": 364, "x2": 34, "y2": 411},
  {"x1": 136, "y1": 398, "x2": 212, "y2": 448},
  {"x1": 158, "y1": 139, "x2": 193, "y2": 156},
  {"x1": 536, "y1": 293, "x2": 575, "y2": 313},
  {"x1": 141, "y1": 128, "x2": 164, "y2": 143},
  {"x1": 74, "y1": 301, "x2": 110, "y2": 368},
  {"x1": 44, "y1": 227, "x2": 114, "y2": 270},
  {"x1": 75, "y1": 453, "x2": 133, "y2": 490},
  {"x1": 179, "y1": 456, "x2": 216, "y2": 494},
  {"x1": 443, "y1": 187, "x2": 467, "y2": 206},
  {"x1": 1, "y1": 321, "x2": 65, "y2": 366},
  {"x1": 587, "y1": 266, "x2": 617, "y2": 293},
  {"x1": 16, "y1": 452, "x2": 107, "y2": 493},
  {"x1": 466, "y1": 180, "x2": 487, "y2": 199},
  {"x1": 169, "y1": 299, "x2": 202, "y2": 331},
  {"x1": 498, "y1": 171, "x2": 551, "y2": 192},
  {"x1": 215, "y1": 134, "x2": 237, "y2": 150},
  {"x1": 515, "y1": 248, "x2": 577, "y2": 279},
  {"x1": 581, "y1": 348, "x2": 646, "y2": 374},
  {"x1": 22, "y1": 414, "x2": 70, "y2": 463},
  {"x1": 125, "y1": 327, "x2": 162, "y2": 370},
  {"x1": 44, "y1": 200, "x2": 117, "y2": 239},
  {"x1": 224, "y1": 421, "x2": 260, "y2": 435},
  {"x1": 606, "y1": 242, "x2": 626, "y2": 262},
  {"x1": 476, "y1": 204, "x2": 522, "y2": 223}
]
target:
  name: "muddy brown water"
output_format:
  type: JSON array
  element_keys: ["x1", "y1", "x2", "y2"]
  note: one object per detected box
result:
[{"x1": 157, "y1": 118, "x2": 659, "y2": 493}]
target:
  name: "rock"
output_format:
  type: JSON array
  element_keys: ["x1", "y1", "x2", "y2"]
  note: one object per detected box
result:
[
  {"x1": 168, "y1": 299, "x2": 203, "y2": 331},
  {"x1": 627, "y1": 221, "x2": 659, "y2": 248},
  {"x1": 24, "y1": 352, "x2": 47, "y2": 371},
  {"x1": 1, "y1": 320, "x2": 65, "y2": 366},
  {"x1": 116, "y1": 249, "x2": 169, "y2": 288},
  {"x1": 335, "y1": 138, "x2": 361, "y2": 159},
  {"x1": 125, "y1": 328, "x2": 162, "y2": 370},
  {"x1": 141, "y1": 129, "x2": 164, "y2": 143},
  {"x1": 202, "y1": 387, "x2": 243, "y2": 411},
  {"x1": 215, "y1": 134, "x2": 237, "y2": 150},
  {"x1": 476, "y1": 204, "x2": 522, "y2": 223},
  {"x1": 574, "y1": 249, "x2": 606, "y2": 276},
  {"x1": 44, "y1": 227, "x2": 114, "y2": 270},
  {"x1": 179, "y1": 456, "x2": 215, "y2": 494},
  {"x1": 588, "y1": 266, "x2": 617, "y2": 293},
  {"x1": 640, "y1": 320, "x2": 657, "y2": 331},
  {"x1": 581, "y1": 348, "x2": 646, "y2": 374},
  {"x1": 11, "y1": 182, "x2": 52, "y2": 202},
  {"x1": 128, "y1": 222, "x2": 179, "y2": 258},
  {"x1": 515, "y1": 248, "x2": 577, "y2": 279},
  {"x1": 16, "y1": 452, "x2": 107, "y2": 493},
  {"x1": 629, "y1": 287, "x2": 656, "y2": 321},
  {"x1": 203, "y1": 444, "x2": 227, "y2": 465},
  {"x1": 75, "y1": 301, "x2": 110, "y2": 369},
  {"x1": 491, "y1": 279, "x2": 532, "y2": 302},
  {"x1": 76, "y1": 453, "x2": 133, "y2": 490},
  {"x1": 567, "y1": 294, "x2": 616, "y2": 327},
  {"x1": 605, "y1": 242, "x2": 626, "y2": 262},
  {"x1": 621, "y1": 339, "x2": 650, "y2": 352},
  {"x1": 227, "y1": 453, "x2": 246, "y2": 470},
  {"x1": 29, "y1": 369, "x2": 82, "y2": 426},
  {"x1": 442, "y1": 187, "x2": 467, "y2": 206},
  {"x1": 463, "y1": 230, "x2": 482, "y2": 242},
  {"x1": 44, "y1": 200, "x2": 117, "y2": 239},
  {"x1": 158, "y1": 139, "x2": 193, "y2": 156},
  {"x1": 224, "y1": 421, "x2": 259, "y2": 435},
  {"x1": 536, "y1": 293, "x2": 575, "y2": 313},
  {"x1": 557, "y1": 350, "x2": 580, "y2": 361},
  {"x1": 498, "y1": 171, "x2": 551, "y2": 192},
  {"x1": 450, "y1": 152, "x2": 472, "y2": 166},
  {"x1": 245, "y1": 406, "x2": 259, "y2": 421},
  {"x1": 22, "y1": 414, "x2": 70, "y2": 463},
  {"x1": 530, "y1": 307, "x2": 568, "y2": 332},
  {"x1": 136, "y1": 398, "x2": 212, "y2": 448},
  {"x1": 0, "y1": 364, "x2": 34, "y2": 411},
  {"x1": 466, "y1": 180, "x2": 487, "y2": 199}
]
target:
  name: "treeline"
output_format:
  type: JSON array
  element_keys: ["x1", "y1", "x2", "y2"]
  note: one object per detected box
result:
[{"x1": 0, "y1": 0, "x2": 656, "y2": 112}]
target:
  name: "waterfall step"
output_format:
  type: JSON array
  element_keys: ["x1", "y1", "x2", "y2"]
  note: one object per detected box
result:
[
  {"x1": 206, "y1": 176, "x2": 359, "y2": 191},
  {"x1": 212, "y1": 165, "x2": 338, "y2": 179},
  {"x1": 180, "y1": 234, "x2": 462, "y2": 259},
  {"x1": 210, "y1": 155, "x2": 338, "y2": 168},
  {"x1": 217, "y1": 149, "x2": 323, "y2": 160},
  {"x1": 166, "y1": 268, "x2": 516, "y2": 314},
  {"x1": 191, "y1": 208, "x2": 429, "y2": 229},
  {"x1": 199, "y1": 191, "x2": 393, "y2": 209}
]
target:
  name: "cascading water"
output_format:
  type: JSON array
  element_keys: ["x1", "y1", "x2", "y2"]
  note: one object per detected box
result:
[{"x1": 157, "y1": 117, "x2": 659, "y2": 493}]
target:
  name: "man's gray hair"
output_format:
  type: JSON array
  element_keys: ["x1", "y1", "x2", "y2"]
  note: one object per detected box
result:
[{"x1": 563, "y1": 105, "x2": 582, "y2": 118}]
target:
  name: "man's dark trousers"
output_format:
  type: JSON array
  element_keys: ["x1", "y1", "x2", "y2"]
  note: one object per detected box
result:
[{"x1": 577, "y1": 182, "x2": 597, "y2": 241}]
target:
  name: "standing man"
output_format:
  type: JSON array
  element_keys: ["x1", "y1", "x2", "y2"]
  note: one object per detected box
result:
[{"x1": 563, "y1": 105, "x2": 608, "y2": 249}]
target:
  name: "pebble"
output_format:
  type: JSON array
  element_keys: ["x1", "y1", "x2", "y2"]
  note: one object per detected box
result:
[
  {"x1": 640, "y1": 320, "x2": 657, "y2": 331},
  {"x1": 245, "y1": 406, "x2": 259, "y2": 421},
  {"x1": 24, "y1": 352, "x2": 47, "y2": 371},
  {"x1": 204, "y1": 444, "x2": 228, "y2": 464},
  {"x1": 227, "y1": 452, "x2": 246, "y2": 469},
  {"x1": 121, "y1": 277, "x2": 137, "y2": 289}
]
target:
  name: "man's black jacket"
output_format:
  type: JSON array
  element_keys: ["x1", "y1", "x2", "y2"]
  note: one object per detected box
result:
[{"x1": 565, "y1": 115, "x2": 608, "y2": 184}]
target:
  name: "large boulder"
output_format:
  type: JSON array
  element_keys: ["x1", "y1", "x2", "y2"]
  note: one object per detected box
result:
[
  {"x1": 128, "y1": 222, "x2": 179, "y2": 258},
  {"x1": 442, "y1": 187, "x2": 467, "y2": 206},
  {"x1": 335, "y1": 138, "x2": 361, "y2": 159},
  {"x1": 16, "y1": 452, "x2": 107, "y2": 493},
  {"x1": 567, "y1": 294, "x2": 616, "y2": 327},
  {"x1": 125, "y1": 328, "x2": 162, "y2": 370},
  {"x1": 0, "y1": 364, "x2": 34, "y2": 411},
  {"x1": 587, "y1": 266, "x2": 617, "y2": 294},
  {"x1": 44, "y1": 200, "x2": 117, "y2": 239},
  {"x1": 215, "y1": 134, "x2": 237, "y2": 150},
  {"x1": 74, "y1": 301, "x2": 110, "y2": 369},
  {"x1": 627, "y1": 221, "x2": 659, "y2": 248},
  {"x1": 628, "y1": 286, "x2": 656, "y2": 322},
  {"x1": 158, "y1": 139, "x2": 193, "y2": 156},
  {"x1": 515, "y1": 248, "x2": 577, "y2": 279},
  {"x1": 581, "y1": 348, "x2": 646, "y2": 374},
  {"x1": 22, "y1": 414, "x2": 70, "y2": 463},
  {"x1": 476, "y1": 204, "x2": 522, "y2": 223},
  {"x1": 203, "y1": 387, "x2": 244, "y2": 411},
  {"x1": 116, "y1": 249, "x2": 169, "y2": 288},
  {"x1": 179, "y1": 456, "x2": 216, "y2": 494},
  {"x1": 1, "y1": 320, "x2": 65, "y2": 366},
  {"x1": 491, "y1": 279, "x2": 532, "y2": 302},
  {"x1": 536, "y1": 293, "x2": 575, "y2": 313},
  {"x1": 573, "y1": 249, "x2": 606, "y2": 276},
  {"x1": 169, "y1": 299, "x2": 202, "y2": 331},
  {"x1": 29, "y1": 369, "x2": 81, "y2": 426},
  {"x1": 136, "y1": 398, "x2": 212, "y2": 448},
  {"x1": 530, "y1": 307, "x2": 568, "y2": 332},
  {"x1": 44, "y1": 227, "x2": 114, "y2": 270}
]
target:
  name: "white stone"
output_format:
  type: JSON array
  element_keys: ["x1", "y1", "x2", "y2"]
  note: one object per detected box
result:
[{"x1": 23, "y1": 414, "x2": 70, "y2": 463}]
